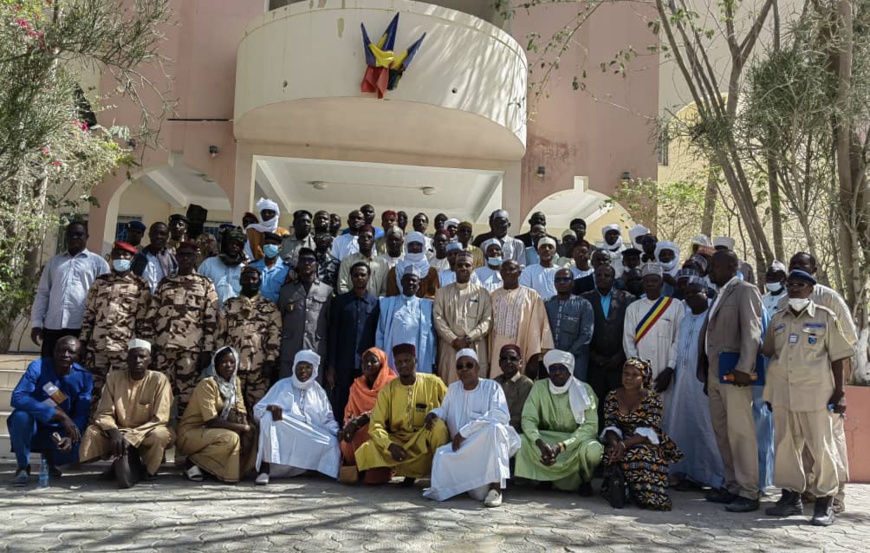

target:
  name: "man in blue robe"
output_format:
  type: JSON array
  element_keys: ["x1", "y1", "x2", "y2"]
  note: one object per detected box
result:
[{"x1": 376, "y1": 265, "x2": 436, "y2": 373}]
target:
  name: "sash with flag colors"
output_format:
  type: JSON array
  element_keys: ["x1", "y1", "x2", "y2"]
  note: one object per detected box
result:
[{"x1": 634, "y1": 296, "x2": 673, "y2": 342}]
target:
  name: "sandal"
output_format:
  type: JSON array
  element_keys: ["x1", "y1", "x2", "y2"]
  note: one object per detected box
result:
[{"x1": 185, "y1": 465, "x2": 204, "y2": 482}]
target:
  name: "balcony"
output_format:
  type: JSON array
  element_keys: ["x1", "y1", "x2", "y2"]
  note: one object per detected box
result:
[{"x1": 235, "y1": 0, "x2": 527, "y2": 162}]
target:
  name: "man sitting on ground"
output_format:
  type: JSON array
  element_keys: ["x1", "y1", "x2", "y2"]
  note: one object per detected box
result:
[{"x1": 79, "y1": 339, "x2": 174, "y2": 488}]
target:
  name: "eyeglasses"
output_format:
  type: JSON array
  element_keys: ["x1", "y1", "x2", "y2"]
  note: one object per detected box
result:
[
  {"x1": 66, "y1": 231, "x2": 86, "y2": 238},
  {"x1": 499, "y1": 355, "x2": 520, "y2": 362},
  {"x1": 456, "y1": 362, "x2": 476, "y2": 370},
  {"x1": 554, "y1": 277, "x2": 572, "y2": 283}
]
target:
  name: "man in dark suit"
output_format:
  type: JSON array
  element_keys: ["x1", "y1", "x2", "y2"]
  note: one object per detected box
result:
[
  {"x1": 573, "y1": 249, "x2": 611, "y2": 295},
  {"x1": 516, "y1": 211, "x2": 559, "y2": 248},
  {"x1": 698, "y1": 250, "x2": 763, "y2": 512},
  {"x1": 580, "y1": 264, "x2": 635, "y2": 428}
]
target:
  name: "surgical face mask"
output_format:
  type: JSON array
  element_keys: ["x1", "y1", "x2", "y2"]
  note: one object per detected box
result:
[
  {"x1": 263, "y1": 244, "x2": 280, "y2": 259},
  {"x1": 788, "y1": 298, "x2": 811, "y2": 312},
  {"x1": 112, "y1": 259, "x2": 132, "y2": 272},
  {"x1": 487, "y1": 256, "x2": 503, "y2": 268},
  {"x1": 766, "y1": 282, "x2": 784, "y2": 293}
]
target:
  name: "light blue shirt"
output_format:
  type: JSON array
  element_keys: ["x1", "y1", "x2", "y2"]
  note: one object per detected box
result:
[
  {"x1": 376, "y1": 295, "x2": 436, "y2": 373},
  {"x1": 597, "y1": 288, "x2": 613, "y2": 318},
  {"x1": 250, "y1": 257, "x2": 290, "y2": 303},
  {"x1": 31, "y1": 249, "x2": 110, "y2": 329},
  {"x1": 197, "y1": 257, "x2": 243, "y2": 309},
  {"x1": 142, "y1": 251, "x2": 166, "y2": 294}
]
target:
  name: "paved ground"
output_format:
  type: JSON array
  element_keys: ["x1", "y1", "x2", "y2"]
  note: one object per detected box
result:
[{"x1": 0, "y1": 463, "x2": 867, "y2": 552}]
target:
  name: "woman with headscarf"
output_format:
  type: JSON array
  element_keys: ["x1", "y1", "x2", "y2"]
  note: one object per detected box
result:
[
  {"x1": 253, "y1": 350, "x2": 340, "y2": 484},
  {"x1": 177, "y1": 346, "x2": 256, "y2": 483},
  {"x1": 600, "y1": 357, "x2": 682, "y2": 510},
  {"x1": 338, "y1": 347, "x2": 396, "y2": 484},
  {"x1": 244, "y1": 197, "x2": 290, "y2": 261},
  {"x1": 385, "y1": 231, "x2": 440, "y2": 299}
]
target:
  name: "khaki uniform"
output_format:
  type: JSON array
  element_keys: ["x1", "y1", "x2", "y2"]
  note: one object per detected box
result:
[
  {"x1": 79, "y1": 370, "x2": 174, "y2": 475},
  {"x1": 217, "y1": 294, "x2": 282, "y2": 411},
  {"x1": 79, "y1": 272, "x2": 151, "y2": 411},
  {"x1": 336, "y1": 253, "x2": 389, "y2": 296},
  {"x1": 762, "y1": 302, "x2": 853, "y2": 498},
  {"x1": 143, "y1": 274, "x2": 219, "y2": 415}
]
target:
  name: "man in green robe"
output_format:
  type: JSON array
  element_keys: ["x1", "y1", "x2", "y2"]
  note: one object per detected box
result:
[{"x1": 515, "y1": 349, "x2": 603, "y2": 494}]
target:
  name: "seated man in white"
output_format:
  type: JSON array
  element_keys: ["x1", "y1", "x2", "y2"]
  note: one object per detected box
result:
[
  {"x1": 422, "y1": 349, "x2": 520, "y2": 507},
  {"x1": 253, "y1": 350, "x2": 340, "y2": 484}
]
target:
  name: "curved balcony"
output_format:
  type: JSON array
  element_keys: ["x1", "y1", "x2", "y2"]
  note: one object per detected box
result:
[{"x1": 235, "y1": 0, "x2": 527, "y2": 161}]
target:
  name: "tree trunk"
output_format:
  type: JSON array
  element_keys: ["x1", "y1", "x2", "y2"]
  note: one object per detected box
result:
[
  {"x1": 701, "y1": 163, "x2": 717, "y2": 237},
  {"x1": 767, "y1": 155, "x2": 785, "y2": 261}
]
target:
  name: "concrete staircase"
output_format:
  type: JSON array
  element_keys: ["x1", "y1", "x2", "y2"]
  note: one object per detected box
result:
[{"x1": 0, "y1": 355, "x2": 38, "y2": 459}]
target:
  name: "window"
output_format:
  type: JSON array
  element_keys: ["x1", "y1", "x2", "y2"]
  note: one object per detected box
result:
[
  {"x1": 115, "y1": 215, "x2": 144, "y2": 243},
  {"x1": 657, "y1": 130, "x2": 670, "y2": 167}
]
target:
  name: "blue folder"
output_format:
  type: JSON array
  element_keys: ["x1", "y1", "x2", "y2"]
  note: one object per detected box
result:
[{"x1": 718, "y1": 352, "x2": 766, "y2": 386}]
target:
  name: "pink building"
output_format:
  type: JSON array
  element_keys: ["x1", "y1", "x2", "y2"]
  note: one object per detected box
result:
[{"x1": 86, "y1": 0, "x2": 658, "y2": 253}]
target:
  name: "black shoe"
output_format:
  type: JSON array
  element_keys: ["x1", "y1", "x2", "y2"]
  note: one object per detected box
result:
[
  {"x1": 113, "y1": 454, "x2": 137, "y2": 489},
  {"x1": 705, "y1": 487, "x2": 738, "y2": 504},
  {"x1": 766, "y1": 489, "x2": 803, "y2": 516},
  {"x1": 98, "y1": 466, "x2": 115, "y2": 481},
  {"x1": 609, "y1": 474, "x2": 625, "y2": 509},
  {"x1": 725, "y1": 496, "x2": 760, "y2": 512},
  {"x1": 811, "y1": 496, "x2": 835, "y2": 526},
  {"x1": 400, "y1": 477, "x2": 416, "y2": 488},
  {"x1": 578, "y1": 481, "x2": 594, "y2": 497}
]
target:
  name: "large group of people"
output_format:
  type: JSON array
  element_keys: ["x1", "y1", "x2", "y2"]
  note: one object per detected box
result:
[{"x1": 7, "y1": 201, "x2": 858, "y2": 526}]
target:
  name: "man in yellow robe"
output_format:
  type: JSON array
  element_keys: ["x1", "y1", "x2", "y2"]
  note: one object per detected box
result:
[
  {"x1": 79, "y1": 339, "x2": 174, "y2": 488},
  {"x1": 354, "y1": 343, "x2": 449, "y2": 483}
]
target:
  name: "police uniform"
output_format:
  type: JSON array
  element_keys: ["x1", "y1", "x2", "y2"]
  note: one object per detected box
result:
[
  {"x1": 762, "y1": 301, "x2": 853, "y2": 500},
  {"x1": 143, "y1": 273, "x2": 219, "y2": 415},
  {"x1": 217, "y1": 294, "x2": 282, "y2": 411},
  {"x1": 79, "y1": 255, "x2": 150, "y2": 412}
]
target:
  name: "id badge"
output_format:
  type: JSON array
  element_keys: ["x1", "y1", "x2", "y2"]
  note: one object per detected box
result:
[
  {"x1": 788, "y1": 333, "x2": 798, "y2": 345},
  {"x1": 43, "y1": 382, "x2": 68, "y2": 405}
]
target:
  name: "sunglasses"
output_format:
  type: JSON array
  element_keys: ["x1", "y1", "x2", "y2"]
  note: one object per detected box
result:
[
  {"x1": 297, "y1": 258, "x2": 317, "y2": 265},
  {"x1": 554, "y1": 277, "x2": 572, "y2": 283},
  {"x1": 456, "y1": 362, "x2": 476, "y2": 370},
  {"x1": 499, "y1": 355, "x2": 520, "y2": 362}
]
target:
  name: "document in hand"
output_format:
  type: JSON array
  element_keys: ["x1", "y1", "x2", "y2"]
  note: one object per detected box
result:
[{"x1": 718, "y1": 352, "x2": 766, "y2": 386}]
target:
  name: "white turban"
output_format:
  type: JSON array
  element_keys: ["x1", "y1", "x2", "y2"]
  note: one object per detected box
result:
[
  {"x1": 601, "y1": 224, "x2": 621, "y2": 237},
  {"x1": 455, "y1": 348, "x2": 479, "y2": 363},
  {"x1": 542, "y1": 349, "x2": 591, "y2": 425},
  {"x1": 292, "y1": 350, "x2": 321, "y2": 390},
  {"x1": 445, "y1": 218, "x2": 460, "y2": 228},
  {"x1": 480, "y1": 238, "x2": 501, "y2": 254},
  {"x1": 537, "y1": 237, "x2": 557, "y2": 249},
  {"x1": 601, "y1": 224, "x2": 623, "y2": 252},
  {"x1": 769, "y1": 260, "x2": 787, "y2": 273},
  {"x1": 246, "y1": 198, "x2": 281, "y2": 234},
  {"x1": 395, "y1": 233, "x2": 430, "y2": 288},
  {"x1": 128, "y1": 338, "x2": 151, "y2": 352},
  {"x1": 654, "y1": 240, "x2": 680, "y2": 259},
  {"x1": 628, "y1": 225, "x2": 650, "y2": 246},
  {"x1": 713, "y1": 236, "x2": 735, "y2": 250},
  {"x1": 691, "y1": 234, "x2": 711, "y2": 247}
]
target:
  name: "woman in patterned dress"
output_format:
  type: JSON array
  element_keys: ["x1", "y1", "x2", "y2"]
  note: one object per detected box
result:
[{"x1": 600, "y1": 358, "x2": 682, "y2": 510}]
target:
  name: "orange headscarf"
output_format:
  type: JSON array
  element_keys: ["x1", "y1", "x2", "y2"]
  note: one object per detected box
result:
[{"x1": 343, "y1": 347, "x2": 396, "y2": 424}]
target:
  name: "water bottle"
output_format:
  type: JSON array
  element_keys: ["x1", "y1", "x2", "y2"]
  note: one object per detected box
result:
[{"x1": 39, "y1": 456, "x2": 49, "y2": 488}]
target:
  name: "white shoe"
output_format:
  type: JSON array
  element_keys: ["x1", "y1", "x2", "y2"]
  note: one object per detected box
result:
[
  {"x1": 255, "y1": 473, "x2": 269, "y2": 485},
  {"x1": 483, "y1": 489, "x2": 503, "y2": 508},
  {"x1": 184, "y1": 465, "x2": 203, "y2": 482}
]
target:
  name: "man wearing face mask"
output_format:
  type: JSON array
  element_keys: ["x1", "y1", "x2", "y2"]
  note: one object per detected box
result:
[
  {"x1": 762, "y1": 261, "x2": 788, "y2": 317},
  {"x1": 474, "y1": 240, "x2": 505, "y2": 292},
  {"x1": 654, "y1": 241, "x2": 680, "y2": 297},
  {"x1": 245, "y1": 198, "x2": 290, "y2": 261},
  {"x1": 217, "y1": 267, "x2": 282, "y2": 412},
  {"x1": 198, "y1": 227, "x2": 247, "y2": 310},
  {"x1": 249, "y1": 232, "x2": 290, "y2": 303},
  {"x1": 79, "y1": 241, "x2": 151, "y2": 411},
  {"x1": 600, "y1": 224, "x2": 625, "y2": 276},
  {"x1": 762, "y1": 270, "x2": 853, "y2": 526}
]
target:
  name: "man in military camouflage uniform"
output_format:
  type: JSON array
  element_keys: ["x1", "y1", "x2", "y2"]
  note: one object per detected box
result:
[
  {"x1": 217, "y1": 266, "x2": 281, "y2": 411},
  {"x1": 313, "y1": 232, "x2": 339, "y2": 289},
  {"x1": 80, "y1": 241, "x2": 151, "y2": 412},
  {"x1": 278, "y1": 247, "x2": 332, "y2": 382},
  {"x1": 143, "y1": 242, "x2": 218, "y2": 416}
]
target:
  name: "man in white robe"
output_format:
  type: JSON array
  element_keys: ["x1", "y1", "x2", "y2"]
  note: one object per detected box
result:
[
  {"x1": 519, "y1": 237, "x2": 559, "y2": 300},
  {"x1": 422, "y1": 349, "x2": 520, "y2": 507},
  {"x1": 473, "y1": 239, "x2": 504, "y2": 292},
  {"x1": 622, "y1": 263, "x2": 683, "y2": 414},
  {"x1": 253, "y1": 350, "x2": 340, "y2": 483}
]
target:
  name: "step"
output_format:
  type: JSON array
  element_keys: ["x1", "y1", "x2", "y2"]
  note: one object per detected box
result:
[
  {"x1": 0, "y1": 369, "x2": 25, "y2": 390},
  {"x1": 0, "y1": 411, "x2": 8, "y2": 432},
  {"x1": 0, "y1": 434, "x2": 11, "y2": 458},
  {"x1": 0, "y1": 389, "x2": 10, "y2": 410},
  {"x1": 0, "y1": 355, "x2": 37, "y2": 371}
]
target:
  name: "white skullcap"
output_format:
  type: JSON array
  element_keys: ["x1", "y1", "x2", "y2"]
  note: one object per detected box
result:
[
  {"x1": 543, "y1": 349, "x2": 574, "y2": 373},
  {"x1": 446, "y1": 241, "x2": 462, "y2": 252},
  {"x1": 628, "y1": 225, "x2": 650, "y2": 245},
  {"x1": 445, "y1": 218, "x2": 460, "y2": 227},
  {"x1": 769, "y1": 260, "x2": 787, "y2": 273},
  {"x1": 654, "y1": 240, "x2": 680, "y2": 258},
  {"x1": 128, "y1": 338, "x2": 151, "y2": 352},
  {"x1": 293, "y1": 350, "x2": 321, "y2": 369},
  {"x1": 480, "y1": 238, "x2": 501, "y2": 254},
  {"x1": 601, "y1": 224, "x2": 621, "y2": 237},
  {"x1": 713, "y1": 236, "x2": 735, "y2": 250},
  {"x1": 386, "y1": 226, "x2": 404, "y2": 238},
  {"x1": 405, "y1": 231, "x2": 426, "y2": 247},
  {"x1": 402, "y1": 264, "x2": 423, "y2": 277},
  {"x1": 256, "y1": 197, "x2": 279, "y2": 214},
  {"x1": 455, "y1": 348, "x2": 479, "y2": 363},
  {"x1": 691, "y1": 234, "x2": 711, "y2": 246},
  {"x1": 561, "y1": 229, "x2": 576, "y2": 239},
  {"x1": 537, "y1": 237, "x2": 557, "y2": 249},
  {"x1": 641, "y1": 263, "x2": 664, "y2": 277}
]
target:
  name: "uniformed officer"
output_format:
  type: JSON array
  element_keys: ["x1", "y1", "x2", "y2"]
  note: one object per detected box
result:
[
  {"x1": 277, "y1": 247, "x2": 332, "y2": 382},
  {"x1": 79, "y1": 241, "x2": 151, "y2": 412},
  {"x1": 125, "y1": 221, "x2": 146, "y2": 253},
  {"x1": 167, "y1": 214, "x2": 190, "y2": 253},
  {"x1": 762, "y1": 269, "x2": 853, "y2": 527},
  {"x1": 217, "y1": 266, "x2": 282, "y2": 411},
  {"x1": 142, "y1": 241, "x2": 218, "y2": 416}
]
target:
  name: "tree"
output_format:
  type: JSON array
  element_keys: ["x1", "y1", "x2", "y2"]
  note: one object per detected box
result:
[{"x1": 0, "y1": 0, "x2": 171, "y2": 351}]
